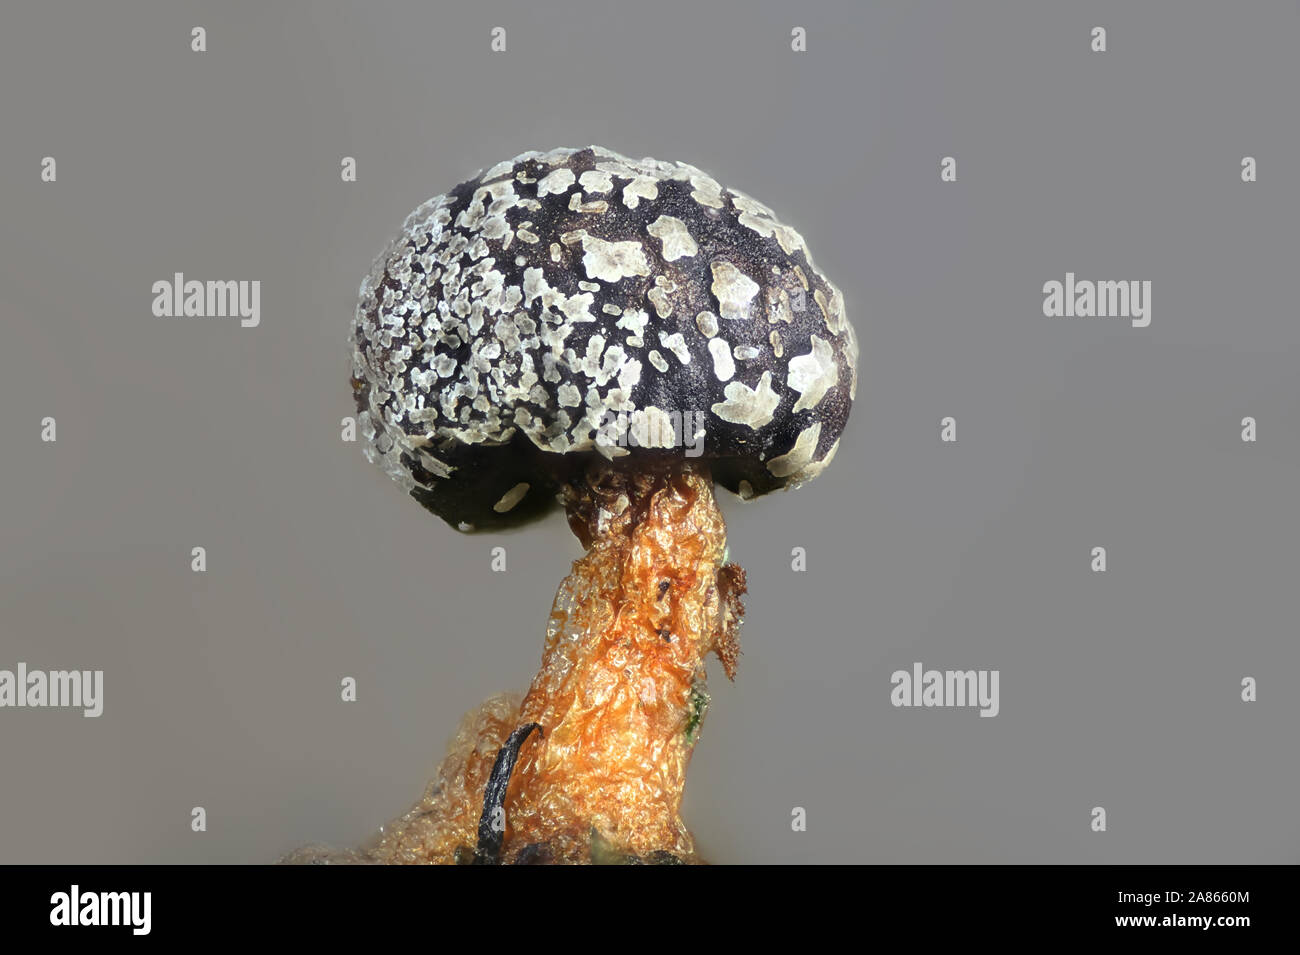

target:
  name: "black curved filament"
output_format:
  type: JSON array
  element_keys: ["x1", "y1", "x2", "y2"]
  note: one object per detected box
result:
[{"x1": 473, "y1": 722, "x2": 542, "y2": 864}]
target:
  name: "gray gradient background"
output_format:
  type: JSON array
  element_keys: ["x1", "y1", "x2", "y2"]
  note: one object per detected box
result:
[{"x1": 1, "y1": 0, "x2": 1296, "y2": 864}]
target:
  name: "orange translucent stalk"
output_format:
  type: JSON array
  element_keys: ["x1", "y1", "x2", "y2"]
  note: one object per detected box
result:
[{"x1": 354, "y1": 459, "x2": 744, "y2": 865}]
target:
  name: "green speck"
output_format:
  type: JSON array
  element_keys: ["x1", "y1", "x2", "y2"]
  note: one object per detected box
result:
[{"x1": 684, "y1": 685, "x2": 710, "y2": 743}]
